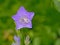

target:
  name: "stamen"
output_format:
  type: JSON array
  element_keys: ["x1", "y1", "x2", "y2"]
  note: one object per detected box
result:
[{"x1": 19, "y1": 16, "x2": 29, "y2": 24}]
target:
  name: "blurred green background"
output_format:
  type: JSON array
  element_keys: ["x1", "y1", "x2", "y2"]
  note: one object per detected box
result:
[{"x1": 0, "y1": 0, "x2": 60, "y2": 45}]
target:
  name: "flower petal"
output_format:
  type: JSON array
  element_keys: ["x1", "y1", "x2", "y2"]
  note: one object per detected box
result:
[
  {"x1": 15, "y1": 20, "x2": 32, "y2": 30},
  {"x1": 17, "y1": 6, "x2": 27, "y2": 15},
  {"x1": 12, "y1": 15, "x2": 20, "y2": 21},
  {"x1": 24, "y1": 21, "x2": 32, "y2": 28},
  {"x1": 27, "y1": 12, "x2": 34, "y2": 20},
  {"x1": 15, "y1": 21, "x2": 24, "y2": 30}
]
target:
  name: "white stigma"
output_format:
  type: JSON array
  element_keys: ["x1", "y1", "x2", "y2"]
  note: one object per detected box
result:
[
  {"x1": 23, "y1": 17, "x2": 29, "y2": 23},
  {"x1": 20, "y1": 16, "x2": 29, "y2": 24}
]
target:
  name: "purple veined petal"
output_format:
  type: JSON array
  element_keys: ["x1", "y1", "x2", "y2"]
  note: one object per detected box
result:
[
  {"x1": 15, "y1": 20, "x2": 32, "y2": 30},
  {"x1": 17, "y1": 6, "x2": 27, "y2": 15},
  {"x1": 15, "y1": 21, "x2": 24, "y2": 30},
  {"x1": 23, "y1": 21, "x2": 32, "y2": 28},
  {"x1": 27, "y1": 12, "x2": 34, "y2": 20},
  {"x1": 16, "y1": 24, "x2": 24, "y2": 30},
  {"x1": 15, "y1": 17, "x2": 32, "y2": 30},
  {"x1": 12, "y1": 15, "x2": 20, "y2": 21}
]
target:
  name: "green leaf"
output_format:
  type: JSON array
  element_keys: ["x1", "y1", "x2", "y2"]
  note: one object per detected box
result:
[
  {"x1": 53, "y1": 0, "x2": 60, "y2": 12},
  {"x1": 54, "y1": 39, "x2": 60, "y2": 45},
  {"x1": 33, "y1": 37, "x2": 41, "y2": 45}
]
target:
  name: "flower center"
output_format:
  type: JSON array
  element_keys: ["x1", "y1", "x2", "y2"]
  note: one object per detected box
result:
[{"x1": 19, "y1": 16, "x2": 29, "y2": 24}]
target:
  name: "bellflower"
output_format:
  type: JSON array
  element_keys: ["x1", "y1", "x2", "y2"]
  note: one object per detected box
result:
[
  {"x1": 12, "y1": 6, "x2": 34, "y2": 30},
  {"x1": 12, "y1": 36, "x2": 20, "y2": 45}
]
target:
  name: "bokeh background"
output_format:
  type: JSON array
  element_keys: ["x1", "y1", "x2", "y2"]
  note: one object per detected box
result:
[{"x1": 0, "y1": 0, "x2": 60, "y2": 45}]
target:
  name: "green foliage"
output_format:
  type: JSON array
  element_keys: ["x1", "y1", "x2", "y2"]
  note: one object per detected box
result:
[
  {"x1": 53, "y1": 0, "x2": 60, "y2": 12},
  {"x1": 0, "y1": 0, "x2": 60, "y2": 45}
]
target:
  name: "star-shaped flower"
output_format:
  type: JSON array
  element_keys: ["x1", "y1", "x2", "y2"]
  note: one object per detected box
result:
[{"x1": 12, "y1": 6, "x2": 34, "y2": 30}]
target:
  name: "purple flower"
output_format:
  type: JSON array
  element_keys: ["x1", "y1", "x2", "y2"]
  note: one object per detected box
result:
[
  {"x1": 12, "y1": 6, "x2": 34, "y2": 30},
  {"x1": 14, "y1": 36, "x2": 20, "y2": 42},
  {"x1": 12, "y1": 36, "x2": 20, "y2": 45}
]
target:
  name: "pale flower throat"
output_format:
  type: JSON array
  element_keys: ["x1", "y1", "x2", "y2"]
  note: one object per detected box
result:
[{"x1": 19, "y1": 16, "x2": 29, "y2": 24}]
